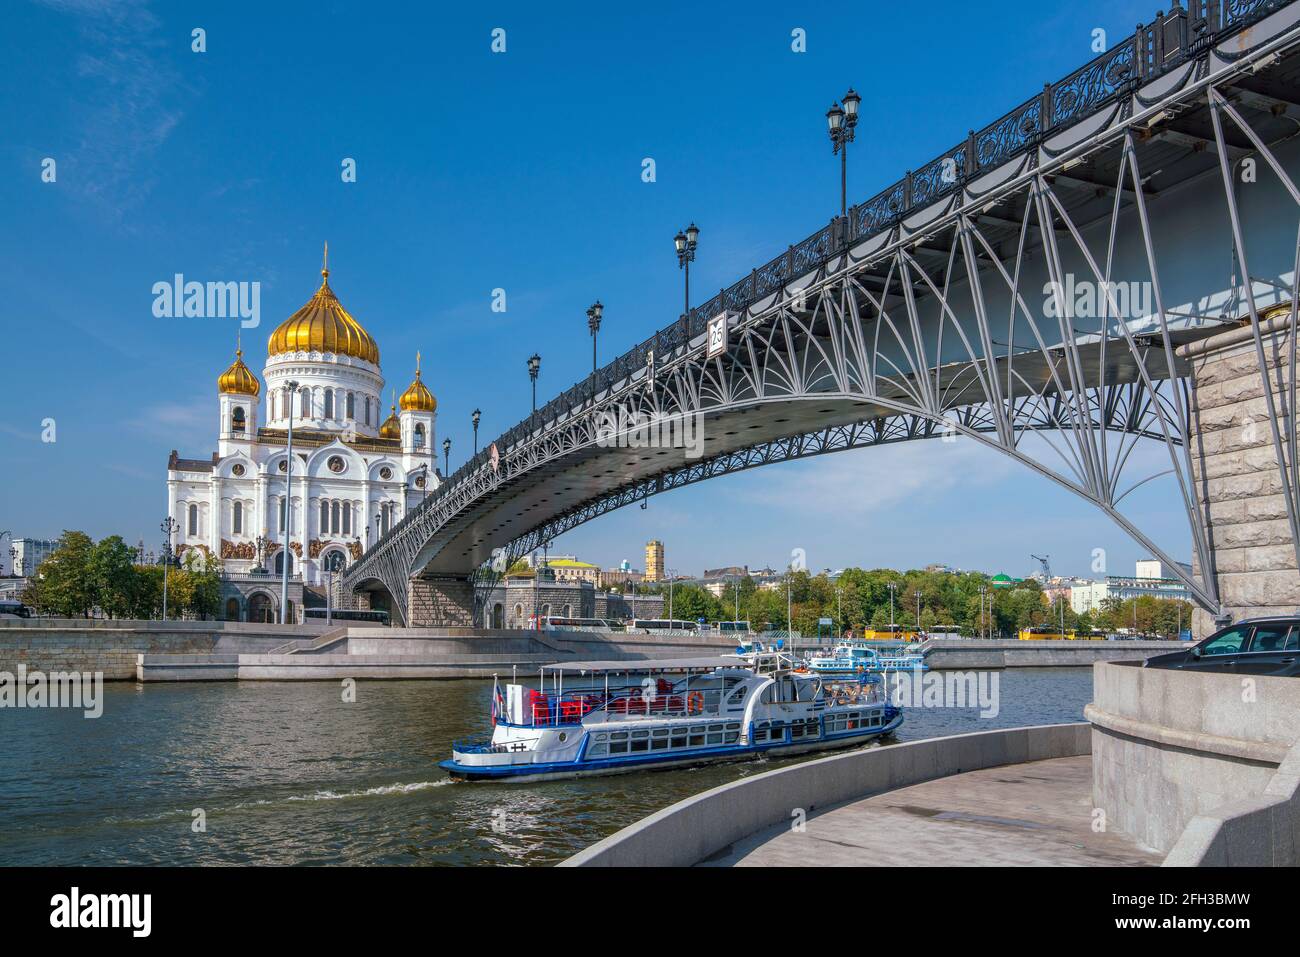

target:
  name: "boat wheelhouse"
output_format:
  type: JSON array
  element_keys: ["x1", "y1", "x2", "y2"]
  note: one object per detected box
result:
[
  {"x1": 803, "y1": 639, "x2": 929, "y2": 675},
  {"x1": 440, "y1": 653, "x2": 902, "y2": 782}
]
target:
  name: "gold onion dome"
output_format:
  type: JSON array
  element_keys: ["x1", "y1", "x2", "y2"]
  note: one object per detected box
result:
[
  {"x1": 379, "y1": 402, "x2": 402, "y2": 440},
  {"x1": 217, "y1": 348, "x2": 260, "y2": 396},
  {"x1": 399, "y1": 352, "x2": 437, "y2": 412},
  {"x1": 266, "y1": 244, "x2": 380, "y2": 364}
]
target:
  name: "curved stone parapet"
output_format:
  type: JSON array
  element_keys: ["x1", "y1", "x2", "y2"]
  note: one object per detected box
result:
[
  {"x1": 562, "y1": 723, "x2": 1090, "y2": 867},
  {"x1": 1088, "y1": 660, "x2": 1300, "y2": 863}
]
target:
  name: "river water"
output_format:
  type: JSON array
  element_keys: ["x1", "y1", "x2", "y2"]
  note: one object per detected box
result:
[{"x1": 0, "y1": 669, "x2": 1093, "y2": 866}]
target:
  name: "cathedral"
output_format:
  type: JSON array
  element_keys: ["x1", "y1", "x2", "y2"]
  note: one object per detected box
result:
[{"x1": 165, "y1": 250, "x2": 439, "y2": 622}]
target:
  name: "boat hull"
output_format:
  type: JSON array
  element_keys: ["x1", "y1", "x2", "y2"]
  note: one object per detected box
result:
[{"x1": 439, "y1": 711, "x2": 903, "y2": 782}]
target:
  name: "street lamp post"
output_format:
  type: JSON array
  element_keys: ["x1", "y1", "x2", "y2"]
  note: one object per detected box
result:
[
  {"x1": 586, "y1": 301, "x2": 603, "y2": 373},
  {"x1": 786, "y1": 568, "x2": 793, "y2": 634},
  {"x1": 673, "y1": 224, "x2": 699, "y2": 317},
  {"x1": 915, "y1": 589, "x2": 923, "y2": 634},
  {"x1": 826, "y1": 88, "x2": 861, "y2": 220},
  {"x1": 472, "y1": 408, "x2": 481, "y2": 455},
  {"x1": 442, "y1": 437, "x2": 451, "y2": 476},
  {"x1": 326, "y1": 567, "x2": 334, "y2": 627},
  {"x1": 280, "y1": 379, "x2": 300, "y2": 625},
  {"x1": 527, "y1": 354, "x2": 541, "y2": 415},
  {"x1": 887, "y1": 582, "x2": 897, "y2": 634},
  {"x1": 160, "y1": 516, "x2": 179, "y2": 620}
]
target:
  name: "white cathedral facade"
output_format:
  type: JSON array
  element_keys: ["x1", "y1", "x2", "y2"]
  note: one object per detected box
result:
[{"x1": 165, "y1": 253, "x2": 439, "y2": 620}]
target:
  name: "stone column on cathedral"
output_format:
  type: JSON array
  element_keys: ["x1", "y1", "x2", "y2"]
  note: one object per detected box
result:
[
  {"x1": 297, "y1": 458, "x2": 310, "y2": 584},
  {"x1": 255, "y1": 473, "x2": 267, "y2": 560},
  {"x1": 362, "y1": 480, "x2": 372, "y2": 550},
  {"x1": 210, "y1": 475, "x2": 223, "y2": 560}
]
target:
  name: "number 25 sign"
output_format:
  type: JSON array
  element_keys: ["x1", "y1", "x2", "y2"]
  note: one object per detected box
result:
[{"x1": 707, "y1": 312, "x2": 728, "y2": 359}]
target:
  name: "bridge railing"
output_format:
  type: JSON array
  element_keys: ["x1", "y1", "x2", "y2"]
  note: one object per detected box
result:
[{"x1": 353, "y1": 0, "x2": 1290, "y2": 572}]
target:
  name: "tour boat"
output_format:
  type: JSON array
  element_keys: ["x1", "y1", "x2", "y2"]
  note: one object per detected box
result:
[
  {"x1": 440, "y1": 652, "x2": 902, "y2": 782},
  {"x1": 803, "y1": 639, "x2": 929, "y2": 676}
]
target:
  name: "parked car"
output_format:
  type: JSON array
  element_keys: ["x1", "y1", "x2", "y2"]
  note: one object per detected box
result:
[
  {"x1": 1143, "y1": 617, "x2": 1300, "y2": 676},
  {"x1": 0, "y1": 600, "x2": 32, "y2": 618}
]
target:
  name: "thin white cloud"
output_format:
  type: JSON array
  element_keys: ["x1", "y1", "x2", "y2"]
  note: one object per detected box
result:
[
  {"x1": 37, "y1": 0, "x2": 189, "y2": 218},
  {"x1": 734, "y1": 438, "x2": 1018, "y2": 515}
]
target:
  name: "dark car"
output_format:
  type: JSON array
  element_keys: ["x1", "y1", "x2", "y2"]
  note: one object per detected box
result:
[{"x1": 1143, "y1": 617, "x2": 1300, "y2": 676}]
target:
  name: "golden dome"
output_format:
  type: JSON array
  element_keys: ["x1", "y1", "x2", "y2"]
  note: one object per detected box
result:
[
  {"x1": 266, "y1": 245, "x2": 380, "y2": 364},
  {"x1": 217, "y1": 349, "x2": 260, "y2": 396},
  {"x1": 399, "y1": 352, "x2": 437, "y2": 412},
  {"x1": 379, "y1": 403, "x2": 402, "y2": 440}
]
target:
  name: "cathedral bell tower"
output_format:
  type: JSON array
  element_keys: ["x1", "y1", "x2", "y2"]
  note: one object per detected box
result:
[
  {"x1": 397, "y1": 352, "x2": 437, "y2": 472},
  {"x1": 217, "y1": 342, "x2": 260, "y2": 456}
]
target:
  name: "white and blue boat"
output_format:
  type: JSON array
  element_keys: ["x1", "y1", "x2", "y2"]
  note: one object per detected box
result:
[
  {"x1": 803, "y1": 639, "x2": 929, "y2": 676},
  {"x1": 440, "y1": 652, "x2": 902, "y2": 782}
]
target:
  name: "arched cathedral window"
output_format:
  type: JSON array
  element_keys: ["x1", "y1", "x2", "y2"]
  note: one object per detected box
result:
[
  {"x1": 233, "y1": 501, "x2": 243, "y2": 535},
  {"x1": 188, "y1": 504, "x2": 198, "y2": 537},
  {"x1": 231, "y1": 406, "x2": 246, "y2": 433},
  {"x1": 346, "y1": 392, "x2": 355, "y2": 420},
  {"x1": 414, "y1": 423, "x2": 426, "y2": 448}
]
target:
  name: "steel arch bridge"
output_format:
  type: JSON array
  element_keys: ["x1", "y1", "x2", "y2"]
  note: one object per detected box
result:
[{"x1": 343, "y1": 0, "x2": 1300, "y2": 625}]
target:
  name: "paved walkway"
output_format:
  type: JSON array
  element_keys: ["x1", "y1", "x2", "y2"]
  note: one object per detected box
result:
[{"x1": 701, "y1": 755, "x2": 1161, "y2": 867}]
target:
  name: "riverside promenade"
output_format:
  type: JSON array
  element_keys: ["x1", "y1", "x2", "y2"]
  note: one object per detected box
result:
[
  {"x1": 702, "y1": 754, "x2": 1158, "y2": 866},
  {"x1": 565, "y1": 662, "x2": 1300, "y2": 867}
]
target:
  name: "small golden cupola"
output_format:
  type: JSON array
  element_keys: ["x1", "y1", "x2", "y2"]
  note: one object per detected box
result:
[
  {"x1": 266, "y1": 244, "x2": 380, "y2": 364},
  {"x1": 398, "y1": 351, "x2": 437, "y2": 412},
  {"x1": 379, "y1": 396, "x2": 402, "y2": 440},
  {"x1": 217, "y1": 347, "x2": 260, "y2": 396}
]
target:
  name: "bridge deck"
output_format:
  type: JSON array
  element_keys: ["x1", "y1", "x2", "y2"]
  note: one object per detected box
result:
[{"x1": 700, "y1": 754, "x2": 1160, "y2": 867}]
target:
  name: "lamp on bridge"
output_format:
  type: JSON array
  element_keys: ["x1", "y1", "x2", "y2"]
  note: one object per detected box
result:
[
  {"x1": 586, "y1": 300, "x2": 604, "y2": 373},
  {"x1": 527, "y1": 353, "x2": 541, "y2": 413},
  {"x1": 673, "y1": 223, "x2": 699, "y2": 317},
  {"x1": 472, "y1": 408, "x2": 481, "y2": 454},
  {"x1": 827, "y1": 87, "x2": 861, "y2": 219},
  {"x1": 442, "y1": 437, "x2": 451, "y2": 476}
]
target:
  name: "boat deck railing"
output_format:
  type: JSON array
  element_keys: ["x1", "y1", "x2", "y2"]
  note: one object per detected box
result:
[{"x1": 511, "y1": 683, "x2": 731, "y2": 727}]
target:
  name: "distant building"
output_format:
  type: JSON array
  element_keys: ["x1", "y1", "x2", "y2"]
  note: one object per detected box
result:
[
  {"x1": 477, "y1": 576, "x2": 664, "y2": 629},
  {"x1": 702, "y1": 565, "x2": 749, "y2": 580},
  {"x1": 11, "y1": 538, "x2": 58, "y2": 577},
  {"x1": 599, "y1": 567, "x2": 644, "y2": 589},
  {"x1": 1070, "y1": 560, "x2": 1192, "y2": 614},
  {"x1": 645, "y1": 540, "x2": 664, "y2": 582},
  {"x1": 545, "y1": 557, "x2": 600, "y2": 584}
]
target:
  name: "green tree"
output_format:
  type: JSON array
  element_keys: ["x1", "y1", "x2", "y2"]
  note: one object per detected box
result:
[
  {"x1": 88, "y1": 535, "x2": 138, "y2": 619},
  {"x1": 666, "y1": 583, "x2": 720, "y2": 623},
  {"x1": 22, "y1": 531, "x2": 96, "y2": 617}
]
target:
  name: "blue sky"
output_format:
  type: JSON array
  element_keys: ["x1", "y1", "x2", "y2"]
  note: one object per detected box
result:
[{"x1": 0, "y1": 0, "x2": 1191, "y2": 580}]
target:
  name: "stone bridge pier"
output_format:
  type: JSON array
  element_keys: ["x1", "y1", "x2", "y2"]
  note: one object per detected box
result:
[
  {"x1": 1184, "y1": 305, "x2": 1300, "y2": 635},
  {"x1": 408, "y1": 577, "x2": 476, "y2": 628}
]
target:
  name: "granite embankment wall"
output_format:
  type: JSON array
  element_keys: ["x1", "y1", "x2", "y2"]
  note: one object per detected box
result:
[
  {"x1": 150, "y1": 628, "x2": 743, "y2": 681},
  {"x1": 563, "y1": 723, "x2": 1091, "y2": 867},
  {"x1": 0, "y1": 619, "x2": 331, "y2": 680},
  {"x1": 0, "y1": 620, "x2": 741, "y2": 681},
  {"x1": 919, "y1": 638, "x2": 1192, "y2": 668},
  {"x1": 1087, "y1": 660, "x2": 1300, "y2": 865}
]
